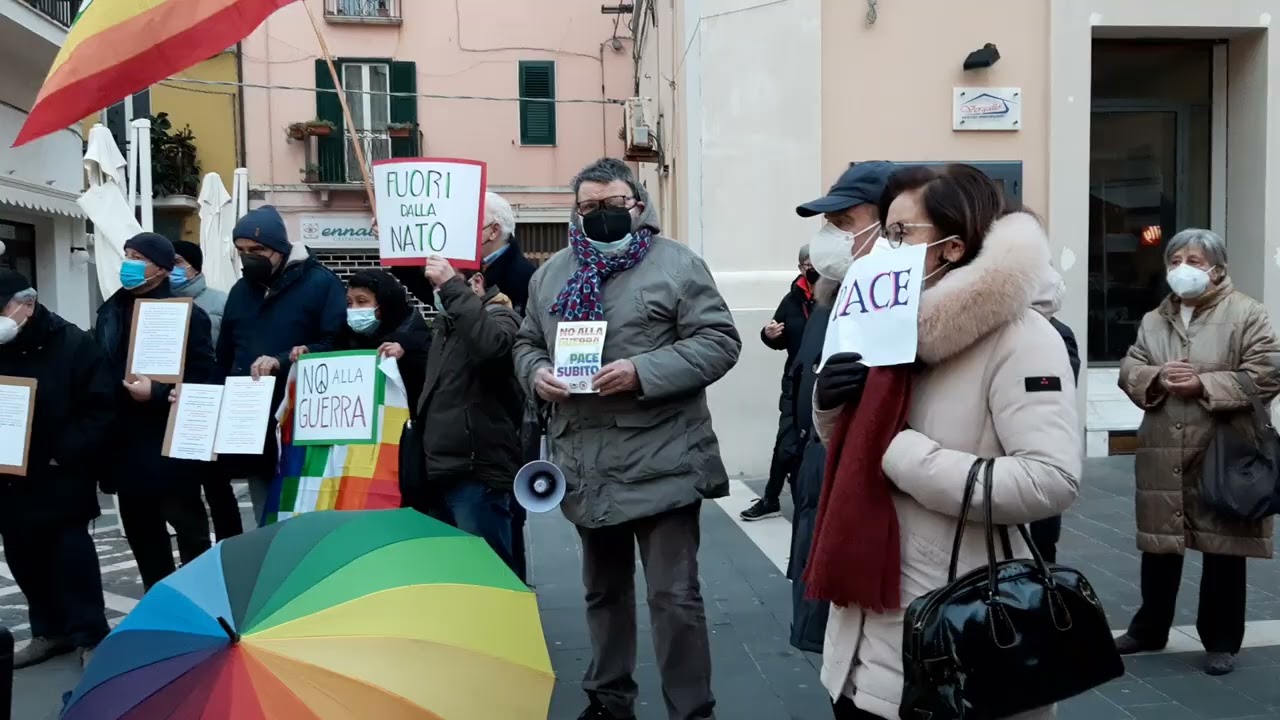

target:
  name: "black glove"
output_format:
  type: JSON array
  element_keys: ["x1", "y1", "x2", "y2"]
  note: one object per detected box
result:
[{"x1": 815, "y1": 352, "x2": 868, "y2": 411}]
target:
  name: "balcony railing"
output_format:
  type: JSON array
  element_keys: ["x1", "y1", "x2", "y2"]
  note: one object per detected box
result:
[
  {"x1": 324, "y1": 0, "x2": 401, "y2": 23},
  {"x1": 25, "y1": 0, "x2": 81, "y2": 28},
  {"x1": 317, "y1": 128, "x2": 418, "y2": 185}
]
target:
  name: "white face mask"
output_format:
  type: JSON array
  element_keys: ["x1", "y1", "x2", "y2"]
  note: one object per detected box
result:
[
  {"x1": 0, "y1": 309, "x2": 24, "y2": 345},
  {"x1": 588, "y1": 234, "x2": 634, "y2": 255},
  {"x1": 1167, "y1": 263, "x2": 1214, "y2": 299},
  {"x1": 811, "y1": 222, "x2": 881, "y2": 280}
]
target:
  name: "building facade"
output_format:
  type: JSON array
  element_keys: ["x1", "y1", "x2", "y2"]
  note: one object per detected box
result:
[
  {"x1": 241, "y1": 0, "x2": 634, "y2": 282},
  {"x1": 0, "y1": 0, "x2": 91, "y2": 328},
  {"x1": 636, "y1": 0, "x2": 1280, "y2": 474}
]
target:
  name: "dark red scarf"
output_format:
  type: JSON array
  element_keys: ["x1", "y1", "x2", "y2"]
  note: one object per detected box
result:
[{"x1": 804, "y1": 365, "x2": 913, "y2": 612}]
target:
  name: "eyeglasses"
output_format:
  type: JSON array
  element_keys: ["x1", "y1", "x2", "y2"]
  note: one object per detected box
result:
[
  {"x1": 882, "y1": 222, "x2": 935, "y2": 248},
  {"x1": 576, "y1": 195, "x2": 635, "y2": 215}
]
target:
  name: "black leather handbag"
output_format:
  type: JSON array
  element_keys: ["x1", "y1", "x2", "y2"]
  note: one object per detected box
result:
[
  {"x1": 899, "y1": 459, "x2": 1124, "y2": 720},
  {"x1": 1201, "y1": 371, "x2": 1280, "y2": 521},
  {"x1": 397, "y1": 419, "x2": 430, "y2": 513}
]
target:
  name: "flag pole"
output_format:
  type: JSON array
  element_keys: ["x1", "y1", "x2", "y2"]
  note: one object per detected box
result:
[{"x1": 301, "y1": 0, "x2": 377, "y2": 213}]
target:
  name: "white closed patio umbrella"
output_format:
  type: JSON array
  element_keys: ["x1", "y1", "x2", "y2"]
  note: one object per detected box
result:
[
  {"x1": 79, "y1": 123, "x2": 138, "y2": 301},
  {"x1": 198, "y1": 172, "x2": 240, "y2": 292}
]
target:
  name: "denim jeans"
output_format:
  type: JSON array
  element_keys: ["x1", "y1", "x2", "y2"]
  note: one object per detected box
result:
[{"x1": 429, "y1": 482, "x2": 517, "y2": 574}]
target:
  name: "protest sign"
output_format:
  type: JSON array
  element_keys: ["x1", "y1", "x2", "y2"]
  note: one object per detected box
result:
[
  {"x1": 372, "y1": 157, "x2": 487, "y2": 269},
  {"x1": 555, "y1": 322, "x2": 608, "y2": 393},
  {"x1": 293, "y1": 350, "x2": 380, "y2": 445},
  {"x1": 820, "y1": 243, "x2": 928, "y2": 369},
  {"x1": 0, "y1": 376, "x2": 36, "y2": 476},
  {"x1": 126, "y1": 298, "x2": 192, "y2": 383}
]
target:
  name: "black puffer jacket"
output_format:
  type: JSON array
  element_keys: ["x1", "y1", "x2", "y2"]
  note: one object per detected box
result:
[
  {"x1": 0, "y1": 306, "x2": 115, "y2": 532},
  {"x1": 760, "y1": 275, "x2": 815, "y2": 368},
  {"x1": 401, "y1": 273, "x2": 524, "y2": 489}
]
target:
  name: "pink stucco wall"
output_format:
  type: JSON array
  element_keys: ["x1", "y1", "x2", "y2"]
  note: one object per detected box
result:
[{"x1": 242, "y1": 0, "x2": 633, "y2": 195}]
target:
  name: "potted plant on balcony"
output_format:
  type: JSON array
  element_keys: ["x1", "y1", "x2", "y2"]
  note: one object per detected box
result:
[
  {"x1": 300, "y1": 164, "x2": 322, "y2": 184},
  {"x1": 286, "y1": 122, "x2": 307, "y2": 141},
  {"x1": 304, "y1": 119, "x2": 337, "y2": 137},
  {"x1": 377, "y1": 1, "x2": 391, "y2": 17},
  {"x1": 386, "y1": 122, "x2": 416, "y2": 139}
]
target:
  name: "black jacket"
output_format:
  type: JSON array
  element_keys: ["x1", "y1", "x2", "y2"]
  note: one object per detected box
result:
[
  {"x1": 481, "y1": 238, "x2": 537, "y2": 316},
  {"x1": 218, "y1": 246, "x2": 346, "y2": 474},
  {"x1": 401, "y1": 273, "x2": 524, "y2": 489},
  {"x1": 785, "y1": 302, "x2": 831, "y2": 653},
  {"x1": 760, "y1": 275, "x2": 815, "y2": 369},
  {"x1": 94, "y1": 282, "x2": 219, "y2": 495},
  {"x1": 0, "y1": 306, "x2": 115, "y2": 532}
]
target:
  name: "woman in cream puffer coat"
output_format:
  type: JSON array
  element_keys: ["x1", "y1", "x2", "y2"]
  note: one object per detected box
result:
[{"x1": 815, "y1": 166, "x2": 1082, "y2": 720}]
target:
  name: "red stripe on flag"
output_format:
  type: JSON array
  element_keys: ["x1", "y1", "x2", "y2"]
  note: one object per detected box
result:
[{"x1": 14, "y1": 0, "x2": 297, "y2": 147}]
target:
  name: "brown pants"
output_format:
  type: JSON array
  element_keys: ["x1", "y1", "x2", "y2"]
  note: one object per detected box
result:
[{"x1": 578, "y1": 502, "x2": 715, "y2": 720}]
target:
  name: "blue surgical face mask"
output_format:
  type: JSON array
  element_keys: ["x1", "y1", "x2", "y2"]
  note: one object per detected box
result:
[
  {"x1": 346, "y1": 307, "x2": 379, "y2": 334},
  {"x1": 588, "y1": 234, "x2": 633, "y2": 255},
  {"x1": 119, "y1": 259, "x2": 149, "y2": 290},
  {"x1": 170, "y1": 267, "x2": 189, "y2": 289}
]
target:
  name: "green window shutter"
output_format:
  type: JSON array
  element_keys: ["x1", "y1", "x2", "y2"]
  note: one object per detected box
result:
[
  {"x1": 389, "y1": 61, "x2": 418, "y2": 157},
  {"x1": 519, "y1": 61, "x2": 556, "y2": 146},
  {"x1": 315, "y1": 59, "x2": 346, "y2": 183}
]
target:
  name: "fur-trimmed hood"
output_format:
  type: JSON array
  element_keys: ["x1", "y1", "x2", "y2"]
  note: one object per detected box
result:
[{"x1": 917, "y1": 212, "x2": 1054, "y2": 365}]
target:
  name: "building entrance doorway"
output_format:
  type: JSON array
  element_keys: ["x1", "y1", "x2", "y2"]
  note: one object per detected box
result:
[{"x1": 1088, "y1": 41, "x2": 1214, "y2": 362}]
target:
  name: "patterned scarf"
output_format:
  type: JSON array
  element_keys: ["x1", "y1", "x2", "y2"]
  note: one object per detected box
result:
[{"x1": 550, "y1": 224, "x2": 654, "y2": 321}]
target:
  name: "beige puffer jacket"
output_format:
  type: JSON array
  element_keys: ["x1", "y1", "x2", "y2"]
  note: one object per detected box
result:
[
  {"x1": 814, "y1": 213, "x2": 1081, "y2": 720},
  {"x1": 1118, "y1": 279, "x2": 1280, "y2": 559}
]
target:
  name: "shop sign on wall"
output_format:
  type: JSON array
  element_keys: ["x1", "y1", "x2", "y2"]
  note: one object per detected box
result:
[
  {"x1": 299, "y1": 215, "x2": 376, "y2": 249},
  {"x1": 953, "y1": 88, "x2": 1021, "y2": 131}
]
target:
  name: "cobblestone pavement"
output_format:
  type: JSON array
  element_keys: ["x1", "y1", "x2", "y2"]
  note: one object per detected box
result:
[{"x1": 9, "y1": 460, "x2": 1280, "y2": 719}]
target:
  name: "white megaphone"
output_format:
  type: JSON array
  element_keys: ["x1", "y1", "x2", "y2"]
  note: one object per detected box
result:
[{"x1": 514, "y1": 460, "x2": 566, "y2": 513}]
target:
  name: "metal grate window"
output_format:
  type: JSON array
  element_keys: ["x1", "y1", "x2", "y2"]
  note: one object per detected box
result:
[
  {"x1": 314, "y1": 250, "x2": 434, "y2": 318},
  {"x1": 518, "y1": 223, "x2": 569, "y2": 265}
]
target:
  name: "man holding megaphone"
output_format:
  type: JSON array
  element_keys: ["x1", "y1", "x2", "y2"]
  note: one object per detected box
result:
[{"x1": 514, "y1": 159, "x2": 741, "y2": 720}]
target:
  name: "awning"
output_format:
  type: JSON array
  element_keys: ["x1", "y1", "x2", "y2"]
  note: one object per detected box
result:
[{"x1": 0, "y1": 175, "x2": 85, "y2": 219}]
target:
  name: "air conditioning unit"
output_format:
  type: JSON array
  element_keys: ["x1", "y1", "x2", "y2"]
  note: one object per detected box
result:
[{"x1": 624, "y1": 97, "x2": 660, "y2": 162}]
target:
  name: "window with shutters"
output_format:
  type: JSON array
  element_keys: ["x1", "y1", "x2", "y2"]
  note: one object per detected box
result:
[
  {"x1": 519, "y1": 61, "x2": 556, "y2": 146},
  {"x1": 314, "y1": 59, "x2": 418, "y2": 184},
  {"x1": 342, "y1": 63, "x2": 392, "y2": 183}
]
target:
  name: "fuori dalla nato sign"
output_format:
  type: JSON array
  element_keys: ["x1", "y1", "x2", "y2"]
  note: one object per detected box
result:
[{"x1": 372, "y1": 157, "x2": 487, "y2": 269}]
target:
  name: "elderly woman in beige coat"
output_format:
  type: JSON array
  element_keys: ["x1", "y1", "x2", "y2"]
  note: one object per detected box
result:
[
  {"x1": 1115, "y1": 228, "x2": 1280, "y2": 677},
  {"x1": 812, "y1": 165, "x2": 1081, "y2": 720}
]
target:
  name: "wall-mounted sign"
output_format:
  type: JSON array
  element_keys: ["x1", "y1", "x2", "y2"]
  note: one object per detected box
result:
[
  {"x1": 953, "y1": 87, "x2": 1022, "y2": 131},
  {"x1": 298, "y1": 214, "x2": 376, "y2": 249}
]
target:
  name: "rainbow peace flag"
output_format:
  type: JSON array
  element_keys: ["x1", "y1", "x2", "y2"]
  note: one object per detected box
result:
[
  {"x1": 265, "y1": 353, "x2": 409, "y2": 523},
  {"x1": 15, "y1": 0, "x2": 298, "y2": 146}
]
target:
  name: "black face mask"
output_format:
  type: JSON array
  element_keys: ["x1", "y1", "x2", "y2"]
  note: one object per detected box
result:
[
  {"x1": 580, "y1": 207, "x2": 633, "y2": 244},
  {"x1": 805, "y1": 268, "x2": 820, "y2": 285},
  {"x1": 240, "y1": 254, "x2": 274, "y2": 286}
]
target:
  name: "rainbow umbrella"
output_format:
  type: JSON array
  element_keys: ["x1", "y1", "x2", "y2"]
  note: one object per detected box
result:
[{"x1": 61, "y1": 509, "x2": 553, "y2": 719}]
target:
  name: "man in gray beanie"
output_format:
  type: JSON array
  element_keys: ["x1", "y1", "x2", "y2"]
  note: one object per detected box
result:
[{"x1": 218, "y1": 205, "x2": 346, "y2": 522}]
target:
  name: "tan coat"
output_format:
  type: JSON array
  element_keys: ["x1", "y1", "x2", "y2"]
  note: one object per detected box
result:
[
  {"x1": 1118, "y1": 280, "x2": 1280, "y2": 559},
  {"x1": 815, "y1": 213, "x2": 1081, "y2": 720}
]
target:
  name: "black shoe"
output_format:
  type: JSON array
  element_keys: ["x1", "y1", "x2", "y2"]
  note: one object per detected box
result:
[
  {"x1": 577, "y1": 702, "x2": 635, "y2": 720},
  {"x1": 1114, "y1": 633, "x2": 1166, "y2": 655},
  {"x1": 740, "y1": 497, "x2": 781, "y2": 522},
  {"x1": 1205, "y1": 652, "x2": 1236, "y2": 676},
  {"x1": 13, "y1": 637, "x2": 74, "y2": 669}
]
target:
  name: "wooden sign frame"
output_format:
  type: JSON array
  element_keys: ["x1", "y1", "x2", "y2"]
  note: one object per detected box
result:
[
  {"x1": 0, "y1": 376, "x2": 37, "y2": 477},
  {"x1": 125, "y1": 297, "x2": 193, "y2": 385}
]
